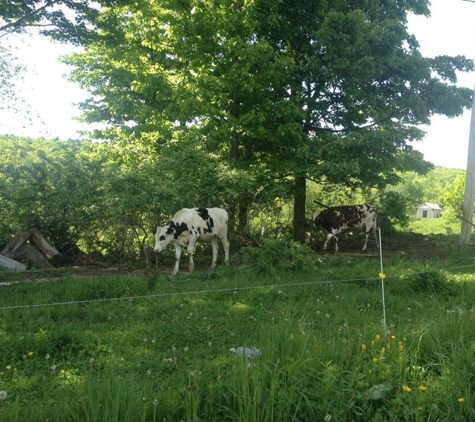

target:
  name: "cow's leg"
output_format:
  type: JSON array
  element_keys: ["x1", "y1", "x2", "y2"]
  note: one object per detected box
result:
[
  {"x1": 333, "y1": 236, "x2": 339, "y2": 253},
  {"x1": 172, "y1": 244, "x2": 182, "y2": 276},
  {"x1": 187, "y1": 241, "x2": 196, "y2": 273},
  {"x1": 362, "y1": 231, "x2": 369, "y2": 251},
  {"x1": 322, "y1": 233, "x2": 332, "y2": 250},
  {"x1": 220, "y1": 235, "x2": 230, "y2": 266},
  {"x1": 210, "y1": 237, "x2": 218, "y2": 269}
]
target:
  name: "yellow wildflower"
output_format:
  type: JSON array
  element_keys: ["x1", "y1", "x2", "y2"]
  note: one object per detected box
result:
[
  {"x1": 402, "y1": 385, "x2": 411, "y2": 393},
  {"x1": 381, "y1": 347, "x2": 386, "y2": 354},
  {"x1": 28, "y1": 351, "x2": 34, "y2": 357},
  {"x1": 419, "y1": 386, "x2": 426, "y2": 392},
  {"x1": 391, "y1": 335, "x2": 396, "y2": 339},
  {"x1": 458, "y1": 398, "x2": 465, "y2": 403},
  {"x1": 361, "y1": 344, "x2": 367, "y2": 352}
]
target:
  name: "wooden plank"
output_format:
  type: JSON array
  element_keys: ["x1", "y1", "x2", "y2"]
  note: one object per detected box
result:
[
  {"x1": 0, "y1": 254, "x2": 28, "y2": 271},
  {"x1": 31, "y1": 229, "x2": 61, "y2": 261},
  {"x1": 1, "y1": 230, "x2": 31, "y2": 258},
  {"x1": 16, "y1": 244, "x2": 54, "y2": 268}
]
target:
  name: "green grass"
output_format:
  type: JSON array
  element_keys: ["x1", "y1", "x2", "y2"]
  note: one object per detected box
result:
[
  {"x1": 406, "y1": 215, "x2": 460, "y2": 235},
  {"x1": 1, "y1": 230, "x2": 475, "y2": 421}
]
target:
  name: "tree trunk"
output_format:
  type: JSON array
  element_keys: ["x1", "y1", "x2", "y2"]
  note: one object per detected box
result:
[{"x1": 293, "y1": 175, "x2": 307, "y2": 243}]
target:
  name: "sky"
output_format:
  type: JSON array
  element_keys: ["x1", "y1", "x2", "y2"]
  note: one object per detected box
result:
[{"x1": 1, "y1": 0, "x2": 475, "y2": 169}]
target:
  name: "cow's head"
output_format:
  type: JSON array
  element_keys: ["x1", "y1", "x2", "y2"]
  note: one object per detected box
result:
[
  {"x1": 312, "y1": 210, "x2": 322, "y2": 226},
  {"x1": 154, "y1": 225, "x2": 175, "y2": 253}
]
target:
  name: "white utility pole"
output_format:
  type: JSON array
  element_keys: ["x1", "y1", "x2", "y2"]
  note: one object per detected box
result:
[{"x1": 460, "y1": 82, "x2": 475, "y2": 245}]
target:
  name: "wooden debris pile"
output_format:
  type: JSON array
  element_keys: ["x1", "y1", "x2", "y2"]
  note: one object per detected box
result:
[{"x1": 0, "y1": 229, "x2": 67, "y2": 271}]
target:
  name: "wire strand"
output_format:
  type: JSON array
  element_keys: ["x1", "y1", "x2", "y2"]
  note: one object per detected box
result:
[{"x1": 0, "y1": 263, "x2": 474, "y2": 311}]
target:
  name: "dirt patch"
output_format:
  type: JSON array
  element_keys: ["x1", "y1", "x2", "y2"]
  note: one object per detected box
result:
[
  {"x1": 311, "y1": 231, "x2": 459, "y2": 260},
  {"x1": 0, "y1": 232, "x2": 464, "y2": 285}
]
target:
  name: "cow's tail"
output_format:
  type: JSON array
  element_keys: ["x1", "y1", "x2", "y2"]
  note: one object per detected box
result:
[{"x1": 313, "y1": 200, "x2": 331, "y2": 209}]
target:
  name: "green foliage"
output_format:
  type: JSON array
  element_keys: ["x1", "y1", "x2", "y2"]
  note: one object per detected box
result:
[
  {"x1": 57, "y1": 0, "x2": 473, "y2": 243},
  {"x1": 242, "y1": 239, "x2": 317, "y2": 275},
  {"x1": 377, "y1": 190, "x2": 412, "y2": 232},
  {"x1": 440, "y1": 173, "x2": 466, "y2": 222},
  {"x1": 0, "y1": 43, "x2": 24, "y2": 113},
  {"x1": 406, "y1": 270, "x2": 461, "y2": 296}
]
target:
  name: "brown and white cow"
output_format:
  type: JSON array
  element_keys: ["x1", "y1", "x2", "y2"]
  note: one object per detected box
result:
[
  {"x1": 312, "y1": 204, "x2": 378, "y2": 253},
  {"x1": 154, "y1": 208, "x2": 230, "y2": 275}
]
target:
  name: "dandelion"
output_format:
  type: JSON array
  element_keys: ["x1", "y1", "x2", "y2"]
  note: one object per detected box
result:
[
  {"x1": 28, "y1": 351, "x2": 33, "y2": 357},
  {"x1": 324, "y1": 414, "x2": 332, "y2": 422},
  {"x1": 402, "y1": 385, "x2": 411, "y2": 393},
  {"x1": 183, "y1": 346, "x2": 188, "y2": 352},
  {"x1": 391, "y1": 335, "x2": 396, "y2": 339},
  {"x1": 51, "y1": 365, "x2": 56, "y2": 370},
  {"x1": 0, "y1": 391, "x2": 7, "y2": 400},
  {"x1": 5, "y1": 366, "x2": 11, "y2": 371},
  {"x1": 458, "y1": 397, "x2": 465, "y2": 403},
  {"x1": 152, "y1": 399, "x2": 158, "y2": 406},
  {"x1": 89, "y1": 358, "x2": 95, "y2": 364},
  {"x1": 45, "y1": 354, "x2": 50, "y2": 360},
  {"x1": 419, "y1": 386, "x2": 427, "y2": 392}
]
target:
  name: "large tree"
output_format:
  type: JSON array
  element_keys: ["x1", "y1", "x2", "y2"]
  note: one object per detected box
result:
[{"x1": 53, "y1": 0, "x2": 473, "y2": 241}]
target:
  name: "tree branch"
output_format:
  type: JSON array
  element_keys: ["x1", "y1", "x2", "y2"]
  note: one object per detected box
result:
[{"x1": 0, "y1": 0, "x2": 56, "y2": 35}]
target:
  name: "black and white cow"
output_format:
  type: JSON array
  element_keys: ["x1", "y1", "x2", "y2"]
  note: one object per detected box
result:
[
  {"x1": 154, "y1": 208, "x2": 230, "y2": 275},
  {"x1": 312, "y1": 204, "x2": 378, "y2": 253}
]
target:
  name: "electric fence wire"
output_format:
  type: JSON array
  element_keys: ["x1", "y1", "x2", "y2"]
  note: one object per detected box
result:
[{"x1": 1, "y1": 263, "x2": 474, "y2": 311}]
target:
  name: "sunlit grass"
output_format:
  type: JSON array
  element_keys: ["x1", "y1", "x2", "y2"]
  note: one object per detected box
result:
[{"x1": 1, "y1": 234, "x2": 475, "y2": 421}]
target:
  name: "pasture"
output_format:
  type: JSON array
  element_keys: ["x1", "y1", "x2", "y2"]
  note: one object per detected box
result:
[{"x1": 1, "y1": 220, "x2": 475, "y2": 421}]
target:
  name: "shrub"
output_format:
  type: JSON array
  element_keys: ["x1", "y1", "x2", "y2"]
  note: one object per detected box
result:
[
  {"x1": 241, "y1": 239, "x2": 317, "y2": 275},
  {"x1": 407, "y1": 271, "x2": 460, "y2": 296}
]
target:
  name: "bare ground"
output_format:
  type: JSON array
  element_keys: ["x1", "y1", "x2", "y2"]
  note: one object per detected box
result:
[{"x1": 0, "y1": 232, "x2": 465, "y2": 285}]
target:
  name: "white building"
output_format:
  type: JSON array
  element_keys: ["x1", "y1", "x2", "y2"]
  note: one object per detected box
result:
[{"x1": 415, "y1": 203, "x2": 443, "y2": 218}]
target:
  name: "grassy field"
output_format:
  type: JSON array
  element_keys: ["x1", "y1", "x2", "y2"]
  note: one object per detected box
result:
[{"x1": 1, "y1": 219, "x2": 475, "y2": 421}]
